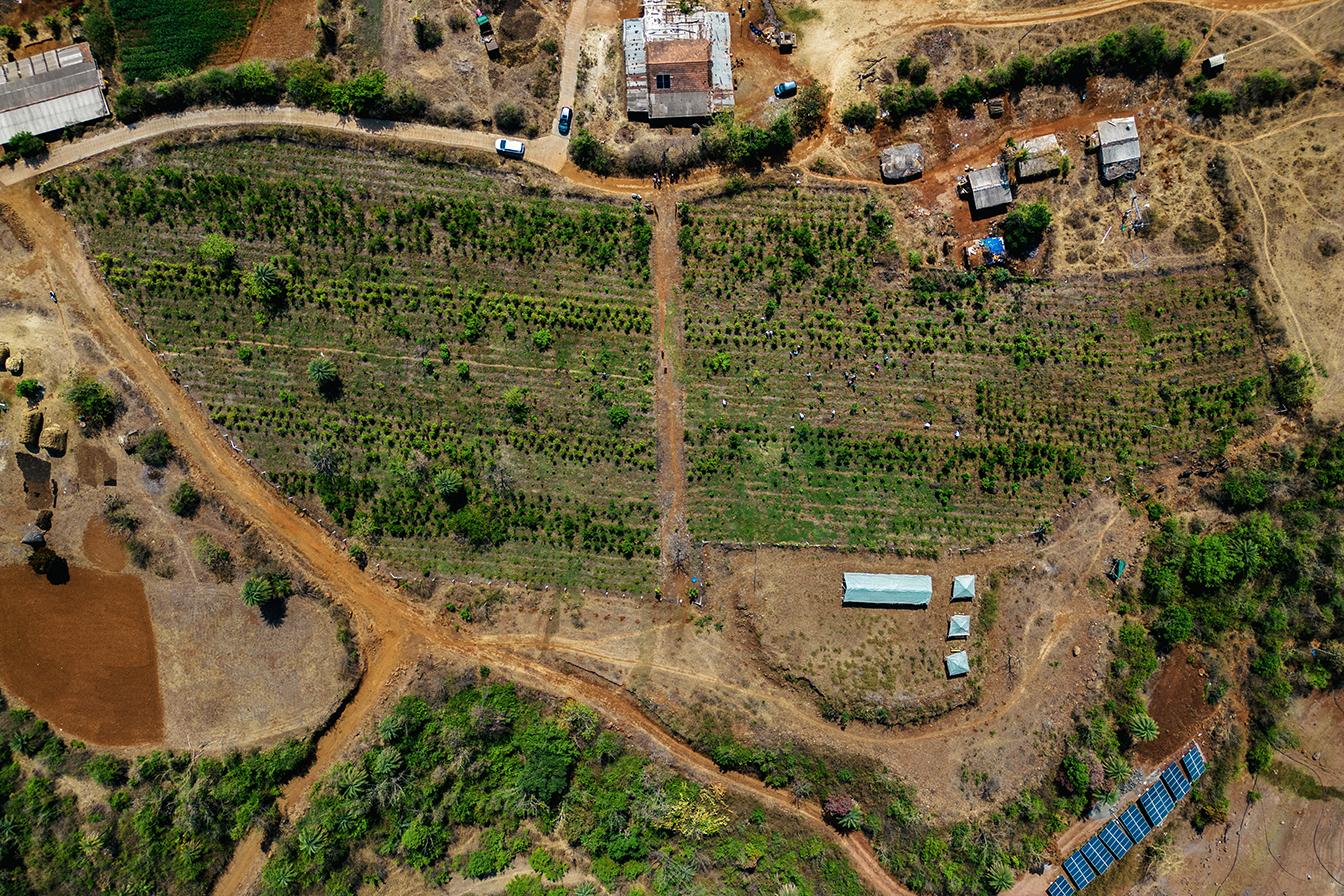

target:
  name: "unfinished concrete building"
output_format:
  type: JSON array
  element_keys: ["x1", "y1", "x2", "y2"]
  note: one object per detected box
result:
[{"x1": 623, "y1": 1, "x2": 734, "y2": 122}]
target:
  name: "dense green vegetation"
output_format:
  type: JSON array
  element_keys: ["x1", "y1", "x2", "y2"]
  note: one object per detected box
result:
[
  {"x1": 0, "y1": 699, "x2": 310, "y2": 894},
  {"x1": 51, "y1": 133, "x2": 659, "y2": 590},
  {"x1": 260, "y1": 679, "x2": 868, "y2": 896},
  {"x1": 112, "y1": 60, "x2": 425, "y2": 125},
  {"x1": 109, "y1": 0, "x2": 260, "y2": 82},
  {"x1": 1141, "y1": 431, "x2": 1344, "y2": 791},
  {"x1": 677, "y1": 183, "x2": 1264, "y2": 550}
]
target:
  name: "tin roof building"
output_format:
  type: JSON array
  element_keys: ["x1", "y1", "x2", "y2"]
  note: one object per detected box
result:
[
  {"x1": 1097, "y1": 116, "x2": 1141, "y2": 182},
  {"x1": 965, "y1": 162, "x2": 1012, "y2": 211},
  {"x1": 0, "y1": 44, "x2": 108, "y2": 146},
  {"x1": 1016, "y1": 133, "x2": 1064, "y2": 180},
  {"x1": 623, "y1": 0, "x2": 733, "y2": 121}
]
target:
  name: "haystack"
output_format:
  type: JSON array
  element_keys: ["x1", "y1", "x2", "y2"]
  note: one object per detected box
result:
[
  {"x1": 39, "y1": 423, "x2": 67, "y2": 454},
  {"x1": 5, "y1": 354, "x2": 20, "y2": 375},
  {"x1": 22, "y1": 409, "x2": 42, "y2": 444}
]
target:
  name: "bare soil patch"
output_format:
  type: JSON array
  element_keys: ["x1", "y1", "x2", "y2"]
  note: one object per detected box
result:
[
  {"x1": 0, "y1": 562, "x2": 164, "y2": 745},
  {"x1": 81, "y1": 514, "x2": 126, "y2": 572},
  {"x1": 1134, "y1": 644, "x2": 1216, "y2": 764},
  {"x1": 241, "y1": 0, "x2": 316, "y2": 61},
  {"x1": 75, "y1": 442, "x2": 117, "y2": 488}
]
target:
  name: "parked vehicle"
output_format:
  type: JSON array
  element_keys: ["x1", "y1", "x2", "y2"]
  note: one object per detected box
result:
[
  {"x1": 558, "y1": 106, "x2": 573, "y2": 136},
  {"x1": 773, "y1": 81, "x2": 798, "y2": 98},
  {"x1": 495, "y1": 138, "x2": 526, "y2": 159}
]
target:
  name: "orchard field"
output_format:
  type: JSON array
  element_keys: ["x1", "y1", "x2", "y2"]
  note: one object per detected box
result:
[
  {"x1": 52, "y1": 133, "x2": 659, "y2": 591},
  {"x1": 678, "y1": 184, "x2": 1266, "y2": 552}
]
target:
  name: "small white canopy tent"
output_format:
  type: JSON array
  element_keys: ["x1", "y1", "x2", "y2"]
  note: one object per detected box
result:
[
  {"x1": 952, "y1": 574, "x2": 976, "y2": 601},
  {"x1": 945, "y1": 650, "x2": 970, "y2": 678},
  {"x1": 948, "y1": 615, "x2": 971, "y2": 640}
]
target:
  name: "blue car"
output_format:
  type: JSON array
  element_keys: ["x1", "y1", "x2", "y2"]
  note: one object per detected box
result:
[
  {"x1": 558, "y1": 106, "x2": 573, "y2": 136},
  {"x1": 773, "y1": 81, "x2": 797, "y2": 98}
]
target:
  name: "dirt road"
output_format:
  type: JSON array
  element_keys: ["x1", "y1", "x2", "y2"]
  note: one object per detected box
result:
[
  {"x1": 0, "y1": 184, "x2": 914, "y2": 896},
  {"x1": 649, "y1": 192, "x2": 693, "y2": 599}
]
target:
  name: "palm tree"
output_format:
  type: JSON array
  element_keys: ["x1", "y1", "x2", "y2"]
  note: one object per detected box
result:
[
  {"x1": 839, "y1": 805, "x2": 865, "y2": 831},
  {"x1": 308, "y1": 356, "x2": 338, "y2": 391},
  {"x1": 986, "y1": 864, "x2": 1015, "y2": 892},
  {"x1": 1129, "y1": 711, "x2": 1160, "y2": 742}
]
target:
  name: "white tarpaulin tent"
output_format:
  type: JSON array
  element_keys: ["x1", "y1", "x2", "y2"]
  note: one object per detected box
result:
[
  {"x1": 842, "y1": 573, "x2": 932, "y2": 607},
  {"x1": 948, "y1": 615, "x2": 971, "y2": 639},
  {"x1": 952, "y1": 574, "x2": 976, "y2": 601},
  {"x1": 945, "y1": 650, "x2": 970, "y2": 677}
]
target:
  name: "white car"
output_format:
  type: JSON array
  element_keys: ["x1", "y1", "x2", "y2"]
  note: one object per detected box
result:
[{"x1": 495, "y1": 138, "x2": 526, "y2": 159}]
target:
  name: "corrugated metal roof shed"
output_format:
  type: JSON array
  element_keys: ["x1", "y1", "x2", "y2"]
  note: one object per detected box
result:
[
  {"x1": 623, "y1": 19, "x2": 649, "y2": 115},
  {"x1": 945, "y1": 650, "x2": 970, "y2": 677},
  {"x1": 967, "y1": 162, "x2": 1012, "y2": 210},
  {"x1": 1097, "y1": 116, "x2": 1141, "y2": 181},
  {"x1": 880, "y1": 142, "x2": 924, "y2": 182},
  {"x1": 1016, "y1": 133, "x2": 1063, "y2": 180},
  {"x1": 0, "y1": 44, "x2": 108, "y2": 145},
  {"x1": 842, "y1": 572, "x2": 932, "y2": 607}
]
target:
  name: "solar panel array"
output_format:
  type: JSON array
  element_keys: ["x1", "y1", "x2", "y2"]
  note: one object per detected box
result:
[
  {"x1": 1119, "y1": 804, "x2": 1151, "y2": 843},
  {"x1": 1047, "y1": 875, "x2": 1076, "y2": 896},
  {"x1": 1082, "y1": 838, "x2": 1113, "y2": 874},
  {"x1": 1162, "y1": 762, "x2": 1192, "y2": 800},
  {"x1": 1098, "y1": 820, "x2": 1133, "y2": 861},
  {"x1": 1055, "y1": 742, "x2": 1204, "y2": 893}
]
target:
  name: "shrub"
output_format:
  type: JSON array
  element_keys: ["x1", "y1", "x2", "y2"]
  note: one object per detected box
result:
[
  {"x1": 1152, "y1": 605, "x2": 1194, "y2": 648},
  {"x1": 1275, "y1": 354, "x2": 1314, "y2": 410},
  {"x1": 193, "y1": 534, "x2": 234, "y2": 580},
  {"x1": 494, "y1": 101, "x2": 527, "y2": 133},
  {"x1": 66, "y1": 376, "x2": 118, "y2": 428},
  {"x1": 941, "y1": 75, "x2": 987, "y2": 115},
  {"x1": 878, "y1": 84, "x2": 937, "y2": 124},
  {"x1": 136, "y1": 428, "x2": 175, "y2": 468},
  {"x1": 0, "y1": 25, "x2": 20, "y2": 49},
  {"x1": 609, "y1": 404, "x2": 630, "y2": 428},
  {"x1": 284, "y1": 59, "x2": 334, "y2": 108},
  {"x1": 231, "y1": 61, "x2": 281, "y2": 104},
  {"x1": 1000, "y1": 200, "x2": 1052, "y2": 256},
  {"x1": 198, "y1": 233, "x2": 236, "y2": 267},
  {"x1": 502, "y1": 386, "x2": 528, "y2": 422},
  {"x1": 701, "y1": 112, "x2": 795, "y2": 167},
  {"x1": 706, "y1": 351, "x2": 731, "y2": 374},
  {"x1": 169, "y1": 481, "x2": 201, "y2": 517},
  {"x1": 531, "y1": 328, "x2": 554, "y2": 350},
  {"x1": 413, "y1": 16, "x2": 443, "y2": 50},
  {"x1": 1237, "y1": 68, "x2": 1295, "y2": 108},
  {"x1": 569, "y1": 128, "x2": 617, "y2": 176},
  {"x1": 839, "y1": 100, "x2": 877, "y2": 129},
  {"x1": 1188, "y1": 89, "x2": 1234, "y2": 118},
  {"x1": 1222, "y1": 469, "x2": 1268, "y2": 511},
  {"x1": 792, "y1": 83, "x2": 830, "y2": 136},
  {"x1": 906, "y1": 54, "x2": 931, "y2": 85},
  {"x1": 15, "y1": 378, "x2": 41, "y2": 400},
  {"x1": 6, "y1": 131, "x2": 45, "y2": 159},
  {"x1": 84, "y1": 753, "x2": 129, "y2": 787},
  {"x1": 328, "y1": 69, "x2": 387, "y2": 117}
]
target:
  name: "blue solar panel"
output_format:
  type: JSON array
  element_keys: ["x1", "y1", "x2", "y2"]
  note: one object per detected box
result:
[
  {"x1": 1047, "y1": 875, "x2": 1076, "y2": 896},
  {"x1": 1100, "y1": 820, "x2": 1133, "y2": 860},
  {"x1": 1182, "y1": 743, "x2": 1206, "y2": 782},
  {"x1": 1083, "y1": 836, "x2": 1114, "y2": 874},
  {"x1": 1162, "y1": 762, "x2": 1192, "y2": 800},
  {"x1": 1139, "y1": 781, "x2": 1174, "y2": 825},
  {"x1": 1064, "y1": 851, "x2": 1096, "y2": 890},
  {"x1": 1120, "y1": 804, "x2": 1151, "y2": 843}
]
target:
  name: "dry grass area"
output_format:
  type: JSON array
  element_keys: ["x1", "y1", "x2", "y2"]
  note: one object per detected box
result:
[
  {"x1": 379, "y1": 0, "x2": 566, "y2": 134},
  {"x1": 0, "y1": 208, "x2": 354, "y2": 753}
]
